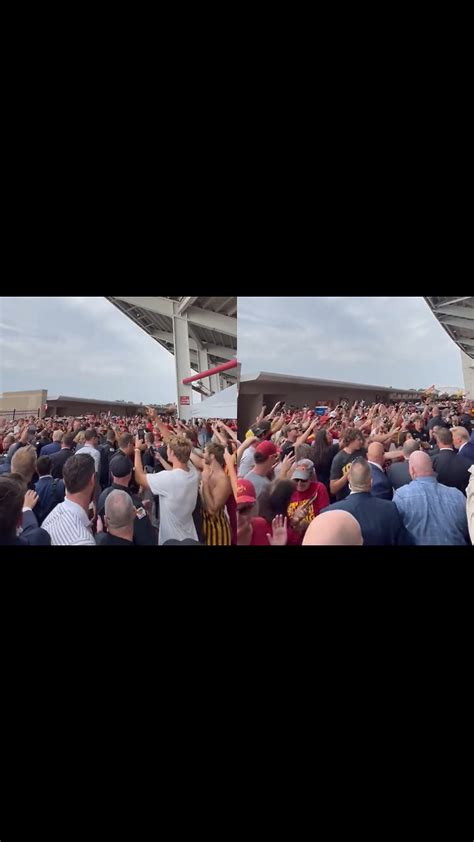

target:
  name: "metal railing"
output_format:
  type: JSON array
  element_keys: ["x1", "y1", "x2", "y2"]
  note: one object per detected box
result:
[{"x1": 0, "y1": 408, "x2": 41, "y2": 421}]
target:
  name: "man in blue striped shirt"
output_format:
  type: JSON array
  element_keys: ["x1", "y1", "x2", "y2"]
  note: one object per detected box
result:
[
  {"x1": 42, "y1": 454, "x2": 97, "y2": 546},
  {"x1": 393, "y1": 451, "x2": 470, "y2": 545}
]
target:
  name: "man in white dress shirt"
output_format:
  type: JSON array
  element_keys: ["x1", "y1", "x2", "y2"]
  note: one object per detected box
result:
[
  {"x1": 75, "y1": 428, "x2": 101, "y2": 473},
  {"x1": 42, "y1": 454, "x2": 97, "y2": 545}
]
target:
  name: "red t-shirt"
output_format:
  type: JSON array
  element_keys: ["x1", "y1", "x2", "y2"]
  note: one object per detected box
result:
[
  {"x1": 286, "y1": 481, "x2": 330, "y2": 545},
  {"x1": 250, "y1": 517, "x2": 271, "y2": 546}
]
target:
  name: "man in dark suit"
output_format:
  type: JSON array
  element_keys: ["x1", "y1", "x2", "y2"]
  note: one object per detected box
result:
[
  {"x1": 321, "y1": 459, "x2": 412, "y2": 546},
  {"x1": 50, "y1": 431, "x2": 76, "y2": 479},
  {"x1": 39, "y1": 430, "x2": 63, "y2": 457},
  {"x1": 452, "y1": 426, "x2": 474, "y2": 465},
  {"x1": 34, "y1": 456, "x2": 65, "y2": 524},
  {"x1": 366, "y1": 442, "x2": 393, "y2": 500},
  {"x1": 432, "y1": 427, "x2": 471, "y2": 495},
  {"x1": 387, "y1": 439, "x2": 421, "y2": 490},
  {"x1": 0, "y1": 475, "x2": 51, "y2": 546}
]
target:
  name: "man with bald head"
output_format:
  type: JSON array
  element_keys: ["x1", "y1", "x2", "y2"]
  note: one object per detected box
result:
[
  {"x1": 393, "y1": 451, "x2": 469, "y2": 545},
  {"x1": 303, "y1": 510, "x2": 363, "y2": 546},
  {"x1": 321, "y1": 459, "x2": 412, "y2": 545},
  {"x1": 96, "y1": 489, "x2": 135, "y2": 546},
  {"x1": 367, "y1": 441, "x2": 393, "y2": 500}
]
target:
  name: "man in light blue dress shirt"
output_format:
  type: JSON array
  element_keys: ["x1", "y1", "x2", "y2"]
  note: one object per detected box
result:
[{"x1": 393, "y1": 451, "x2": 470, "y2": 545}]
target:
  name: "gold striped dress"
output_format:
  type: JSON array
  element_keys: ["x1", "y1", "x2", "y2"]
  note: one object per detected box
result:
[{"x1": 202, "y1": 508, "x2": 232, "y2": 546}]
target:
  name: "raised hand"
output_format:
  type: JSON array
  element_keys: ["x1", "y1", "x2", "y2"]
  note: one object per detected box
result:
[
  {"x1": 24, "y1": 489, "x2": 39, "y2": 509},
  {"x1": 267, "y1": 515, "x2": 288, "y2": 546},
  {"x1": 280, "y1": 453, "x2": 296, "y2": 477}
]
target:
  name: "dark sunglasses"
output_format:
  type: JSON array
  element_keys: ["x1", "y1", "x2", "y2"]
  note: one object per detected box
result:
[{"x1": 295, "y1": 478, "x2": 309, "y2": 483}]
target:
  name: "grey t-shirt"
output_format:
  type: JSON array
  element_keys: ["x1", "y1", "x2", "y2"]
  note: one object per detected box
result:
[{"x1": 246, "y1": 472, "x2": 271, "y2": 507}]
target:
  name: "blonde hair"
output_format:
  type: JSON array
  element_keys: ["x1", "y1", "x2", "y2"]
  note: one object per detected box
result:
[
  {"x1": 168, "y1": 434, "x2": 192, "y2": 465},
  {"x1": 74, "y1": 431, "x2": 86, "y2": 445},
  {"x1": 11, "y1": 445, "x2": 37, "y2": 481}
]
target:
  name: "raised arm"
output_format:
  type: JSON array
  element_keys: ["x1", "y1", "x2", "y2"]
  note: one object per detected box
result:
[
  {"x1": 223, "y1": 448, "x2": 239, "y2": 503},
  {"x1": 270, "y1": 415, "x2": 285, "y2": 434},
  {"x1": 220, "y1": 422, "x2": 238, "y2": 441},
  {"x1": 295, "y1": 418, "x2": 317, "y2": 449},
  {"x1": 134, "y1": 435, "x2": 148, "y2": 489},
  {"x1": 190, "y1": 449, "x2": 205, "y2": 471},
  {"x1": 236, "y1": 436, "x2": 258, "y2": 467}
]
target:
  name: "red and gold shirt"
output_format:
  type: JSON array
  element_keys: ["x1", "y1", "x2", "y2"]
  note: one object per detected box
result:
[{"x1": 286, "y1": 481, "x2": 330, "y2": 545}]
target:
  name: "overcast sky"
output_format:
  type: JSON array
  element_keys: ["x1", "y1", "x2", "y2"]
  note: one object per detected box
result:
[
  {"x1": 238, "y1": 297, "x2": 463, "y2": 390},
  {"x1": 0, "y1": 297, "x2": 201, "y2": 404}
]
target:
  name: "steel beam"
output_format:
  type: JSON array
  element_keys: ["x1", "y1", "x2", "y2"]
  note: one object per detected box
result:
[
  {"x1": 115, "y1": 296, "x2": 237, "y2": 338},
  {"x1": 115, "y1": 296, "x2": 175, "y2": 317},
  {"x1": 185, "y1": 306, "x2": 237, "y2": 338},
  {"x1": 438, "y1": 315, "x2": 474, "y2": 330},
  {"x1": 434, "y1": 304, "x2": 474, "y2": 320},
  {"x1": 177, "y1": 296, "x2": 198, "y2": 316},
  {"x1": 437, "y1": 296, "x2": 472, "y2": 307},
  {"x1": 150, "y1": 331, "x2": 234, "y2": 361},
  {"x1": 206, "y1": 345, "x2": 236, "y2": 361}
]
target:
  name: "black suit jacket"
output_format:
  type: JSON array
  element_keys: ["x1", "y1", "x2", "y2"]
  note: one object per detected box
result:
[
  {"x1": 432, "y1": 449, "x2": 471, "y2": 495},
  {"x1": 368, "y1": 463, "x2": 393, "y2": 500},
  {"x1": 322, "y1": 492, "x2": 413, "y2": 546},
  {"x1": 15, "y1": 510, "x2": 51, "y2": 545},
  {"x1": 459, "y1": 441, "x2": 474, "y2": 464},
  {"x1": 387, "y1": 460, "x2": 411, "y2": 490},
  {"x1": 50, "y1": 447, "x2": 74, "y2": 479},
  {"x1": 95, "y1": 533, "x2": 133, "y2": 546}
]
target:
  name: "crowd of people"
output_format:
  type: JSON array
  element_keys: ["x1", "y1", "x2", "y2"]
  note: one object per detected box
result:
[
  {"x1": 1, "y1": 395, "x2": 473, "y2": 547},
  {"x1": 0, "y1": 411, "x2": 239, "y2": 546},
  {"x1": 236, "y1": 398, "x2": 474, "y2": 546}
]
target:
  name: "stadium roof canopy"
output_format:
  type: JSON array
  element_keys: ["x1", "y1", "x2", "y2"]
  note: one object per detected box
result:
[
  {"x1": 240, "y1": 371, "x2": 421, "y2": 396},
  {"x1": 106, "y1": 296, "x2": 237, "y2": 374},
  {"x1": 424, "y1": 296, "x2": 474, "y2": 360}
]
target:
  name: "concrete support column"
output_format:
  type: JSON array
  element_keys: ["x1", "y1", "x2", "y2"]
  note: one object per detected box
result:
[
  {"x1": 197, "y1": 348, "x2": 209, "y2": 376},
  {"x1": 173, "y1": 312, "x2": 193, "y2": 421},
  {"x1": 210, "y1": 374, "x2": 221, "y2": 395}
]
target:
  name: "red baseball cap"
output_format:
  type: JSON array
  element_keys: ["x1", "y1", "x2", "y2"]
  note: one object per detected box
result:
[
  {"x1": 236, "y1": 479, "x2": 257, "y2": 507},
  {"x1": 255, "y1": 441, "x2": 278, "y2": 459},
  {"x1": 319, "y1": 415, "x2": 329, "y2": 425}
]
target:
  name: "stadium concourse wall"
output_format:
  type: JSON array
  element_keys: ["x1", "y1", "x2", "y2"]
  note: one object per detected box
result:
[
  {"x1": 237, "y1": 373, "x2": 421, "y2": 440},
  {"x1": 0, "y1": 389, "x2": 47, "y2": 419},
  {"x1": 0, "y1": 390, "x2": 145, "y2": 419}
]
